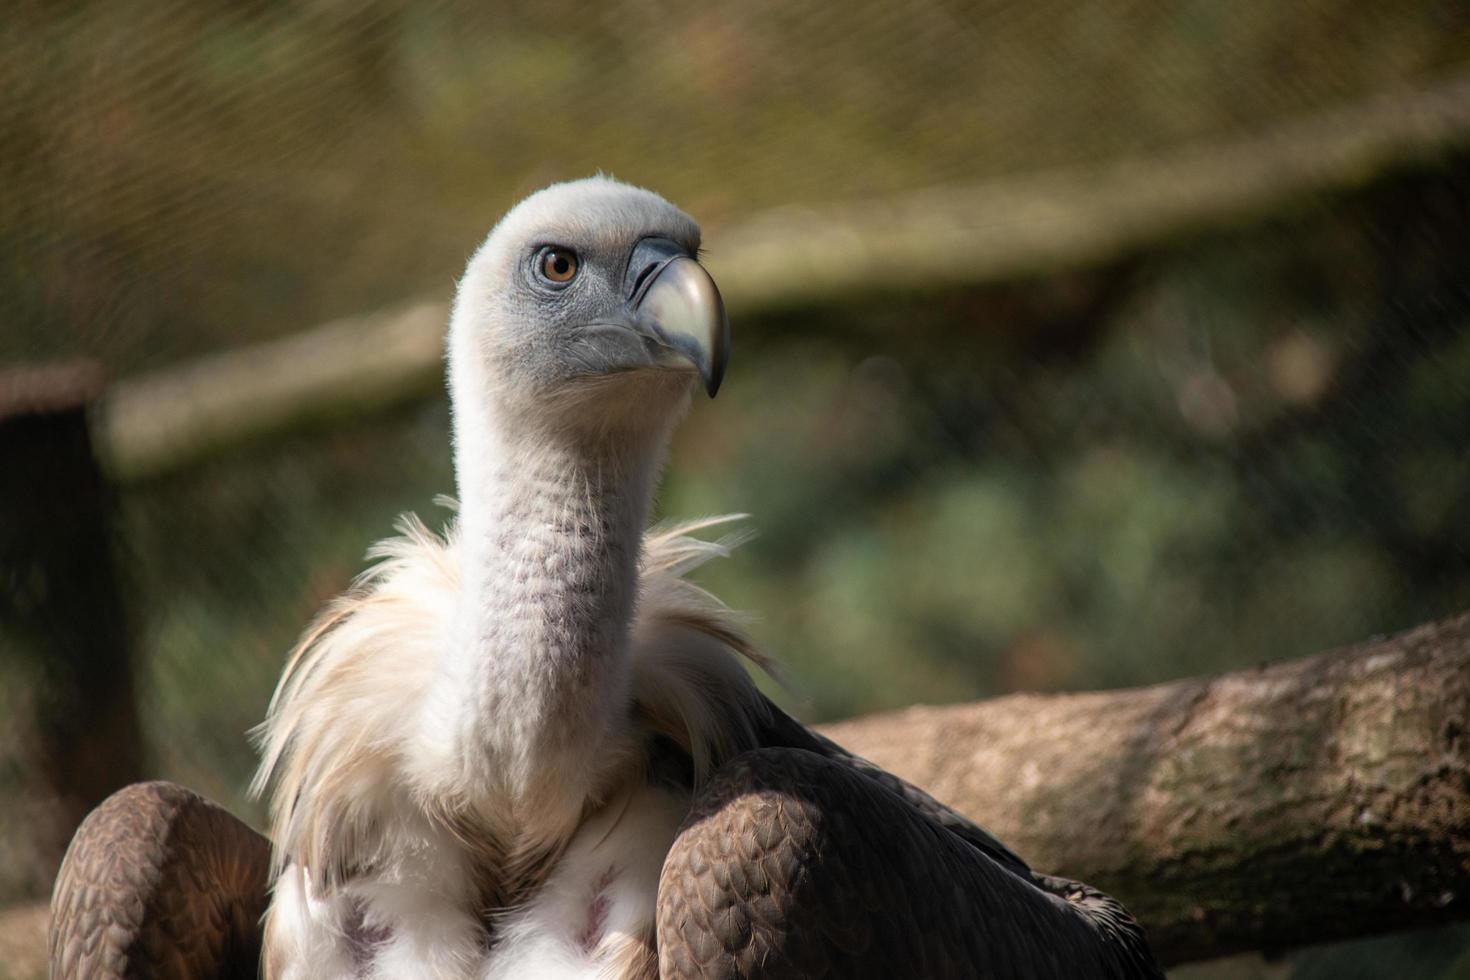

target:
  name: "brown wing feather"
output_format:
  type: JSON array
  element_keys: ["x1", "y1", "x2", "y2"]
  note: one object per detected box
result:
[
  {"x1": 49, "y1": 781, "x2": 270, "y2": 980},
  {"x1": 656, "y1": 747, "x2": 1162, "y2": 979}
]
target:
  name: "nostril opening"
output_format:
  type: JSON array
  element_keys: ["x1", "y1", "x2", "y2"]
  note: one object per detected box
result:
[{"x1": 629, "y1": 262, "x2": 660, "y2": 299}]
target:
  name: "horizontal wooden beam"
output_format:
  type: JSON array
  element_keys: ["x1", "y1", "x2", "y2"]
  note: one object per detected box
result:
[{"x1": 97, "y1": 71, "x2": 1470, "y2": 481}]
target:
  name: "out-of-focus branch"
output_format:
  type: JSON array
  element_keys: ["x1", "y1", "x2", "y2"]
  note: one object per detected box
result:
[
  {"x1": 97, "y1": 301, "x2": 448, "y2": 481},
  {"x1": 819, "y1": 612, "x2": 1470, "y2": 967},
  {"x1": 97, "y1": 72, "x2": 1470, "y2": 481}
]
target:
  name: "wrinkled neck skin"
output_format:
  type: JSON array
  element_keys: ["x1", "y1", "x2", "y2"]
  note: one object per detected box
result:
[{"x1": 435, "y1": 346, "x2": 690, "y2": 842}]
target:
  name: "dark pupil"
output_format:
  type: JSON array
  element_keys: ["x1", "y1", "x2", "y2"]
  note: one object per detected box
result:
[{"x1": 551, "y1": 254, "x2": 569, "y2": 275}]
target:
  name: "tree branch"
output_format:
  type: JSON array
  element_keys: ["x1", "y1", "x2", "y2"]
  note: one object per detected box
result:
[
  {"x1": 819, "y1": 612, "x2": 1470, "y2": 967},
  {"x1": 7, "y1": 615, "x2": 1467, "y2": 971},
  {"x1": 96, "y1": 71, "x2": 1470, "y2": 482}
]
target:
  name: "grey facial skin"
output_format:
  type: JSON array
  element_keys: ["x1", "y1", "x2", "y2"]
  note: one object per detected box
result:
[{"x1": 513, "y1": 235, "x2": 729, "y2": 400}]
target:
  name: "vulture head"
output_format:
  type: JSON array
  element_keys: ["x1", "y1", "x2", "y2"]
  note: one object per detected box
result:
[
  {"x1": 48, "y1": 177, "x2": 1163, "y2": 980},
  {"x1": 447, "y1": 178, "x2": 729, "y2": 455}
]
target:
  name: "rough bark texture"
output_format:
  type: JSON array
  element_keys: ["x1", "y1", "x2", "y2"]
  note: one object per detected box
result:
[{"x1": 819, "y1": 613, "x2": 1470, "y2": 967}]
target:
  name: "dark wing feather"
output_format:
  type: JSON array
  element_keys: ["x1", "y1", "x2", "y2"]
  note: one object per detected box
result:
[
  {"x1": 657, "y1": 747, "x2": 1162, "y2": 979},
  {"x1": 755, "y1": 702, "x2": 1033, "y2": 876},
  {"x1": 49, "y1": 781, "x2": 270, "y2": 980}
]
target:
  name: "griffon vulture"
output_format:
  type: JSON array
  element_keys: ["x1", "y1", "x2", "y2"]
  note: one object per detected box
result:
[{"x1": 50, "y1": 177, "x2": 1162, "y2": 979}]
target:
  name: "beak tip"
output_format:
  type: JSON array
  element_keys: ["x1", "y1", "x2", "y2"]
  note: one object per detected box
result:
[
  {"x1": 630, "y1": 250, "x2": 731, "y2": 399},
  {"x1": 704, "y1": 320, "x2": 730, "y2": 398}
]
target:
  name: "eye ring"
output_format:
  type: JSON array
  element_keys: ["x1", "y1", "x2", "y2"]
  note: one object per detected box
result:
[{"x1": 537, "y1": 246, "x2": 579, "y2": 285}]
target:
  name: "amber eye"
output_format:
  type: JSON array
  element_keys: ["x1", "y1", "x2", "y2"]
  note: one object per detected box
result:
[{"x1": 539, "y1": 247, "x2": 578, "y2": 284}]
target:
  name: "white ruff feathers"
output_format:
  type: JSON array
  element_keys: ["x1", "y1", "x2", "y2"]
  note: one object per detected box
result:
[{"x1": 251, "y1": 512, "x2": 769, "y2": 980}]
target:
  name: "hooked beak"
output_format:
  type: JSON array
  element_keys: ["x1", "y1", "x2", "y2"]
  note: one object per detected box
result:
[{"x1": 625, "y1": 238, "x2": 730, "y2": 397}]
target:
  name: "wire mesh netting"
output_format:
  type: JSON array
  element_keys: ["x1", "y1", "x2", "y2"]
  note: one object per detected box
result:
[
  {"x1": 3, "y1": 2, "x2": 1470, "y2": 977},
  {"x1": 6, "y1": 0, "x2": 1469, "y2": 370}
]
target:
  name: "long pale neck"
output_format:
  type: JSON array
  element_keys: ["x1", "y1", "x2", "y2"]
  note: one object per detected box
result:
[
  {"x1": 444, "y1": 383, "x2": 671, "y2": 813},
  {"x1": 456, "y1": 422, "x2": 658, "y2": 668}
]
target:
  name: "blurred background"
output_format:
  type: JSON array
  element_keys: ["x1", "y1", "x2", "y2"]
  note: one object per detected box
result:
[{"x1": 3, "y1": 1, "x2": 1470, "y2": 976}]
